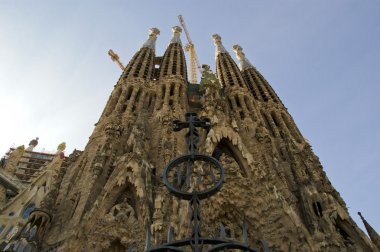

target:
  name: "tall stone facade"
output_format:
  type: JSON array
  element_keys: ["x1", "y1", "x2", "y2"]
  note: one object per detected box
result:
[{"x1": 3, "y1": 26, "x2": 379, "y2": 252}]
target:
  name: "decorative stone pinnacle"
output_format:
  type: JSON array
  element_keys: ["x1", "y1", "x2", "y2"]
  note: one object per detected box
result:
[
  {"x1": 212, "y1": 34, "x2": 222, "y2": 44},
  {"x1": 142, "y1": 27, "x2": 160, "y2": 51},
  {"x1": 232, "y1": 44, "x2": 253, "y2": 71},
  {"x1": 358, "y1": 212, "x2": 380, "y2": 249},
  {"x1": 29, "y1": 137, "x2": 39, "y2": 147},
  {"x1": 57, "y1": 142, "x2": 66, "y2": 153},
  {"x1": 212, "y1": 34, "x2": 227, "y2": 57},
  {"x1": 170, "y1": 26, "x2": 182, "y2": 44}
]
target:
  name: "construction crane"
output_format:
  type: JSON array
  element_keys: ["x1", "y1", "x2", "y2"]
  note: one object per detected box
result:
[
  {"x1": 108, "y1": 49, "x2": 125, "y2": 71},
  {"x1": 178, "y1": 15, "x2": 202, "y2": 84}
]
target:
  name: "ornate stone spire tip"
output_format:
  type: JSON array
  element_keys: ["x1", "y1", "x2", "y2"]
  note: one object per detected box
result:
[
  {"x1": 169, "y1": 26, "x2": 182, "y2": 44},
  {"x1": 232, "y1": 44, "x2": 253, "y2": 71},
  {"x1": 172, "y1": 26, "x2": 182, "y2": 34},
  {"x1": 29, "y1": 137, "x2": 39, "y2": 147},
  {"x1": 211, "y1": 34, "x2": 227, "y2": 56},
  {"x1": 232, "y1": 44, "x2": 242, "y2": 53},
  {"x1": 57, "y1": 142, "x2": 66, "y2": 152},
  {"x1": 142, "y1": 27, "x2": 160, "y2": 50},
  {"x1": 212, "y1": 34, "x2": 222, "y2": 44},
  {"x1": 149, "y1": 27, "x2": 160, "y2": 37}
]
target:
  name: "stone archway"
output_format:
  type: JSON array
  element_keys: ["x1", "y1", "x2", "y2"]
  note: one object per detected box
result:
[{"x1": 205, "y1": 126, "x2": 256, "y2": 178}]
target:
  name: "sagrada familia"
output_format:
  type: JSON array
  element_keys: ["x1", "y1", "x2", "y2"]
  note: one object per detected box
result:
[{"x1": 0, "y1": 25, "x2": 379, "y2": 252}]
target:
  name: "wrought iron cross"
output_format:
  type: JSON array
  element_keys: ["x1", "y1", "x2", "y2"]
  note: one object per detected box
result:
[
  {"x1": 173, "y1": 112, "x2": 211, "y2": 157},
  {"x1": 142, "y1": 112, "x2": 270, "y2": 252}
]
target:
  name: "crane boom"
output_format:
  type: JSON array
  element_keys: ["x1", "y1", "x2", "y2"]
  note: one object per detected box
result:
[
  {"x1": 178, "y1": 15, "x2": 202, "y2": 83},
  {"x1": 178, "y1": 15, "x2": 193, "y2": 45},
  {"x1": 108, "y1": 49, "x2": 125, "y2": 71}
]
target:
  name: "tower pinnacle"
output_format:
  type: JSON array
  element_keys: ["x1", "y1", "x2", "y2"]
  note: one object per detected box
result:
[
  {"x1": 358, "y1": 212, "x2": 380, "y2": 249},
  {"x1": 26, "y1": 137, "x2": 39, "y2": 151},
  {"x1": 232, "y1": 44, "x2": 253, "y2": 71},
  {"x1": 159, "y1": 26, "x2": 187, "y2": 79},
  {"x1": 169, "y1": 26, "x2": 182, "y2": 45},
  {"x1": 142, "y1": 27, "x2": 160, "y2": 51},
  {"x1": 212, "y1": 34, "x2": 227, "y2": 57}
]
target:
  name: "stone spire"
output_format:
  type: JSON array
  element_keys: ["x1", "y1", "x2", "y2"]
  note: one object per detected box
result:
[
  {"x1": 123, "y1": 28, "x2": 160, "y2": 80},
  {"x1": 358, "y1": 212, "x2": 380, "y2": 249},
  {"x1": 232, "y1": 44, "x2": 253, "y2": 71},
  {"x1": 232, "y1": 44, "x2": 281, "y2": 104},
  {"x1": 211, "y1": 34, "x2": 246, "y2": 89},
  {"x1": 142, "y1": 27, "x2": 160, "y2": 51},
  {"x1": 26, "y1": 137, "x2": 39, "y2": 151},
  {"x1": 212, "y1": 34, "x2": 227, "y2": 58},
  {"x1": 169, "y1": 26, "x2": 182, "y2": 45},
  {"x1": 159, "y1": 26, "x2": 187, "y2": 79}
]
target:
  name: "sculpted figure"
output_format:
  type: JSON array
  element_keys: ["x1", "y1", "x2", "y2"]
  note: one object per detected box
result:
[
  {"x1": 128, "y1": 123, "x2": 146, "y2": 156},
  {"x1": 105, "y1": 197, "x2": 136, "y2": 223},
  {"x1": 255, "y1": 122, "x2": 270, "y2": 143}
]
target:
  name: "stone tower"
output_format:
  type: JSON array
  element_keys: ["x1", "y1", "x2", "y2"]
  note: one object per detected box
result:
[{"x1": 4, "y1": 26, "x2": 379, "y2": 252}]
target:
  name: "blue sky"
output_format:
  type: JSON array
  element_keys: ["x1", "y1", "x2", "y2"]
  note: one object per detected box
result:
[{"x1": 0, "y1": 0, "x2": 379, "y2": 235}]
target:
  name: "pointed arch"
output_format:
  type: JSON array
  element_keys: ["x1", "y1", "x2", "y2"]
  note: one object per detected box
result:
[
  {"x1": 212, "y1": 138, "x2": 249, "y2": 178},
  {"x1": 106, "y1": 181, "x2": 138, "y2": 220},
  {"x1": 206, "y1": 127, "x2": 255, "y2": 178},
  {"x1": 87, "y1": 158, "x2": 150, "y2": 223}
]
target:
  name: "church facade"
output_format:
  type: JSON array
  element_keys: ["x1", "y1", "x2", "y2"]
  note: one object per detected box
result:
[{"x1": 1, "y1": 26, "x2": 379, "y2": 252}]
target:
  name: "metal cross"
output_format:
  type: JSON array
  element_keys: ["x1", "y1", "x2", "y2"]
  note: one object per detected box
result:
[{"x1": 173, "y1": 112, "x2": 211, "y2": 157}]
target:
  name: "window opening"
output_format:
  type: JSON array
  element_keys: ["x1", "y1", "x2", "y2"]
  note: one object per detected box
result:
[
  {"x1": 126, "y1": 87, "x2": 133, "y2": 100},
  {"x1": 235, "y1": 95, "x2": 241, "y2": 108},
  {"x1": 312, "y1": 202, "x2": 323, "y2": 217},
  {"x1": 227, "y1": 98, "x2": 233, "y2": 111},
  {"x1": 170, "y1": 83, "x2": 175, "y2": 96},
  {"x1": 131, "y1": 89, "x2": 141, "y2": 113},
  {"x1": 172, "y1": 49, "x2": 178, "y2": 75},
  {"x1": 239, "y1": 111, "x2": 245, "y2": 120},
  {"x1": 161, "y1": 85, "x2": 166, "y2": 99}
]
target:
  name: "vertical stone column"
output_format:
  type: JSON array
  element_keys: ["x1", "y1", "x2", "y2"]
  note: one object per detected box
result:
[{"x1": 0, "y1": 185, "x2": 6, "y2": 206}]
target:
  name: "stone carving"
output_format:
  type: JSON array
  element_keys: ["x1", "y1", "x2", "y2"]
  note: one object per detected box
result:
[
  {"x1": 105, "y1": 198, "x2": 136, "y2": 223},
  {"x1": 127, "y1": 123, "x2": 146, "y2": 157},
  {"x1": 255, "y1": 122, "x2": 271, "y2": 143},
  {"x1": 3, "y1": 145, "x2": 25, "y2": 174},
  {"x1": 5, "y1": 26, "x2": 376, "y2": 252},
  {"x1": 57, "y1": 142, "x2": 66, "y2": 152}
]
